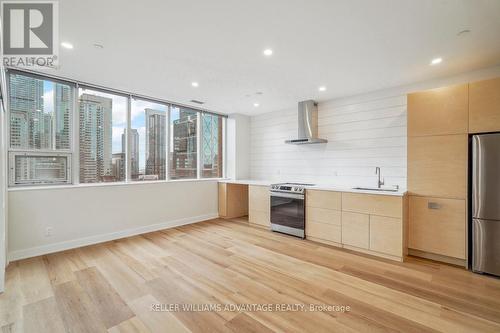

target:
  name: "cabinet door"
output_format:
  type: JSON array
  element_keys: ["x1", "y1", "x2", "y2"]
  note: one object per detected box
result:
[
  {"x1": 249, "y1": 185, "x2": 270, "y2": 226},
  {"x1": 469, "y1": 77, "x2": 500, "y2": 133},
  {"x1": 370, "y1": 216, "x2": 403, "y2": 257},
  {"x1": 249, "y1": 185, "x2": 270, "y2": 212},
  {"x1": 408, "y1": 134, "x2": 467, "y2": 199},
  {"x1": 409, "y1": 196, "x2": 466, "y2": 259},
  {"x1": 306, "y1": 221, "x2": 341, "y2": 244},
  {"x1": 341, "y1": 211, "x2": 369, "y2": 249},
  {"x1": 249, "y1": 210, "x2": 270, "y2": 227},
  {"x1": 407, "y1": 84, "x2": 468, "y2": 136}
]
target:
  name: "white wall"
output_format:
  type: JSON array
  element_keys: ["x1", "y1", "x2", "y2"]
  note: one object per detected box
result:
[
  {"x1": 8, "y1": 180, "x2": 218, "y2": 261},
  {"x1": 249, "y1": 65, "x2": 500, "y2": 188},
  {"x1": 227, "y1": 113, "x2": 250, "y2": 179}
]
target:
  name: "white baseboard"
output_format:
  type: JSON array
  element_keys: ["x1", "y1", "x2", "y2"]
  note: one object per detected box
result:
[{"x1": 7, "y1": 213, "x2": 218, "y2": 262}]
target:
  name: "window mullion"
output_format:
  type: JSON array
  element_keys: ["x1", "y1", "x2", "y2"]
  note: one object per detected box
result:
[
  {"x1": 126, "y1": 95, "x2": 132, "y2": 182},
  {"x1": 197, "y1": 112, "x2": 201, "y2": 179}
]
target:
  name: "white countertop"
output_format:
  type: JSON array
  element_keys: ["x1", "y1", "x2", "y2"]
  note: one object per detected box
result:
[{"x1": 218, "y1": 179, "x2": 407, "y2": 196}]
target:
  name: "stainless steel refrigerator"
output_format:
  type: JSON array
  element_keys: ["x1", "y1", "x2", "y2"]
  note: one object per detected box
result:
[{"x1": 472, "y1": 133, "x2": 500, "y2": 276}]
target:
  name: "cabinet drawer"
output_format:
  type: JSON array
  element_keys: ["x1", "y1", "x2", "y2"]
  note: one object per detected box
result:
[
  {"x1": 341, "y1": 211, "x2": 369, "y2": 249},
  {"x1": 249, "y1": 210, "x2": 270, "y2": 227},
  {"x1": 306, "y1": 207, "x2": 341, "y2": 225},
  {"x1": 370, "y1": 215, "x2": 403, "y2": 257},
  {"x1": 306, "y1": 221, "x2": 341, "y2": 243},
  {"x1": 306, "y1": 190, "x2": 341, "y2": 210},
  {"x1": 342, "y1": 193, "x2": 402, "y2": 218},
  {"x1": 409, "y1": 196, "x2": 466, "y2": 259},
  {"x1": 407, "y1": 84, "x2": 468, "y2": 136},
  {"x1": 249, "y1": 185, "x2": 270, "y2": 212},
  {"x1": 469, "y1": 77, "x2": 500, "y2": 133},
  {"x1": 408, "y1": 134, "x2": 467, "y2": 199}
]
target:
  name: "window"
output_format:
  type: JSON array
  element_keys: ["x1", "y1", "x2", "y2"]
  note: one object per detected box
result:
[
  {"x1": 9, "y1": 153, "x2": 71, "y2": 185},
  {"x1": 169, "y1": 105, "x2": 198, "y2": 179},
  {"x1": 78, "y1": 88, "x2": 127, "y2": 183},
  {"x1": 7, "y1": 70, "x2": 226, "y2": 187},
  {"x1": 201, "y1": 113, "x2": 223, "y2": 178},
  {"x1": 8, "y1": 72, "x2": 73, "y2": 185},
  {"x1": 130, "y1": 98, "x2": 168, "y2": 181}
]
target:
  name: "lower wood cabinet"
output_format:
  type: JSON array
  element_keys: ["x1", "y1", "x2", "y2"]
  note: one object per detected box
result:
[
  {"x1": 370, "y1": 215, "x2": 403, "y2": 257},
  {"x1": 341, "y1": 211, "x2": 369, "y2": 249},
  {"x1": 218, "y1": 183, "x2": 248, "y2": 219},
  {"x1": 305, "y1": 189, "x2": 407, "y2": 261},
  {"x1": 249, "y1": 185, "x2": 270, "y2": 227},
  {"x1": 409, "y1": 195, "x2": 466, "y2": 259}
]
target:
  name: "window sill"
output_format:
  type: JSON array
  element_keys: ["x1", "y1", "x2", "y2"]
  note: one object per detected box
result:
[{"x1": 8, "y1": 177, "x2": 227, "y2": 192}]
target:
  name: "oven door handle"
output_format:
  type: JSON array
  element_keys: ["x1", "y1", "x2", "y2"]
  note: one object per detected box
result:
[{"x1": 270, "y1": 192, "x2": 304, "y2": 200}]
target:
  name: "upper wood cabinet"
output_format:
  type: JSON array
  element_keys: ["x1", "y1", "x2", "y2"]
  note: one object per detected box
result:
[
  {"x1": 407, "y1": 134, "x2": 467, "y2": 199},
  {"x1": 407, "y1": 84, "x2": 468, "y2": 137},
  {"x1": 469, "y1": 77, "x2": 500, "y2": 133}
]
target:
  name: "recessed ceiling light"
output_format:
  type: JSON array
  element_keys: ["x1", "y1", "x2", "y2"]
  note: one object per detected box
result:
[
  {"x1": 319, "y1": 86, "x2": 327, "y2": 92},
  {"x1": 61, "y1": 42, "x2": 73, "y2": 49},
  {"x1": 253, "y1": 103, "x2": 260, "y2": 107},
  {"x1": 263, "y1": 49, "x2": 273, "y2": 56},
  {"x1": 93, "y1": 43, "x2": 104, "y2": 49},
  {"x1": 191, "y1": 82, "x2": 199, "y2": 87},
  {"x1": 430, "y1": 57, "x2": 443, "y2": 65}
]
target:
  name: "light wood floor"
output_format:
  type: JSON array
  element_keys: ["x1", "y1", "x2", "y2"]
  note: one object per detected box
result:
[{"x1": 2, "y1": 218, "x2": 500, "y2": 333}]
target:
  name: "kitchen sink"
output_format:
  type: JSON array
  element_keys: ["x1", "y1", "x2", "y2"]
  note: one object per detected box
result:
[{"x1": 352, "y1": 186, "x2": 399, "y2": 192}]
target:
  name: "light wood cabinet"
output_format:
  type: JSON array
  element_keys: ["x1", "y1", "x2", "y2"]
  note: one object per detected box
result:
[
  {"x1": 305, "y1": 190, "x2": 342, "y2": 245},
  {"x1": 306, "y1": 222, "x2": 341, "y2": 244},
  {"x1": 370, "y1": 216, "x2": 403, "y2": 257},
  {"x1": 469, "y1": 77, "x2": 500, "y2": 133},
  {"x1": 407, "y1": 134, "x2": 467, "y2": 199},
  {"x1": 249, "y1": 185, "x2": 270, "y2": 227},
  {"x1": 342, "y1": 192, "x2": 403, "y2": 218},
  {"x1": 218, "y1": 183, "x2": 248, "y2": 219},
  {"x1": 341, "y1": 211, "x2": 369, "y2": 249},
  {"x1": 306, "y1": 190, "x2": 341, "y2": 210},
  {"x1": 409, "y1": 196, "x2": 466, "y2": 259},
  {"x1": 407, "y1": 84, "x2": 468, "y2": 136}
]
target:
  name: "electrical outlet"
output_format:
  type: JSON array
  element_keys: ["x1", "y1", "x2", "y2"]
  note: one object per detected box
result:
[{"x1": 45, "y1": 227, "x2": 53, "y2": 237}]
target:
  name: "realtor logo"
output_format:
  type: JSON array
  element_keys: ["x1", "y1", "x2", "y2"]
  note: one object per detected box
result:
[{"x1": 1, "y1": 1, "x2": 59, "y2": 68}]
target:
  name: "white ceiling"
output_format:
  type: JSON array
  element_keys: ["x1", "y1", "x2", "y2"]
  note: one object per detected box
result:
[{"x1": 47, "y1": 0, "x2": 500, "y2": 115}]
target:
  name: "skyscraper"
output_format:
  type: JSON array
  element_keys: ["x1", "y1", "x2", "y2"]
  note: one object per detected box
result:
[
  {"x1": 145, "y1": 108, "x2": 166, "y2": 180},
  {"x1": 79, "y1": 94, "x2": 113, "y2": 183},
  {"x1": 9, "y1": 74, "x2": 44, "y2": 149},
  {"x1": 112, "y1": 153, "x2": 125, "y2": 181},
  {"x1": 201, "y1": 114, "x2": 223, "y2": 178},
  {"x1": 122, "y1": 128, "x2": 139, "y2": 179},
  {"x1": 55, "y1": 84, "x2": 71, "y2": 150},
  {"x1": 171, "y1": 108, "x2": 197, "y2": 179}
]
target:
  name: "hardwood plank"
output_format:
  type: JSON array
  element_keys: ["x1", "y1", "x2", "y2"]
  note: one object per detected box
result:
[
  {"x1": 127, "y1": 295, "x2": 190, "y2": 333},
  {"x1": 53, "y1": 280, "x2": 108, "y2": 333},
  {"x1": 23, "y1": 297, "x2": 66, "y2": 333},
  {"x1": 108, "y1": 316, "x2": 151, "y2": 333},
  {"x1": 225, "y1": 313, "x2": 274, "y2": 333},
  {"x1": 75, "y1": 267, "x2": 135, "y2": 328}
]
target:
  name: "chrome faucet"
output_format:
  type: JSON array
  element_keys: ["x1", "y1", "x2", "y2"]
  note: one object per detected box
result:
[{"x1": 375, "y1": 167, "x2": 384, "y2": 188}]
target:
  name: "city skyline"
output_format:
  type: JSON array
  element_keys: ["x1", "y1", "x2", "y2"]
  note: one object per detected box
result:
[{"x1": 8, "y1": 73, "x2": 222, "y2": 185}]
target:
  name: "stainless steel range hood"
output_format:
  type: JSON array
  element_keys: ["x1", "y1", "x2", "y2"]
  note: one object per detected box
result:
[{"x1": 285, "y1": 100, "x2": 328, "y2": 145}]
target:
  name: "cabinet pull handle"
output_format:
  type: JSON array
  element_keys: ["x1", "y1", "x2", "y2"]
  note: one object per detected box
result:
[{"x1": 428, "y1": 202, "x2": 440, "y2": 209}]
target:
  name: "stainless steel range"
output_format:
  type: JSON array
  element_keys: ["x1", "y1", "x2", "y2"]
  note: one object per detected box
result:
[{"x1": 270, "y1": 183, "x2": 315, "y2": 238}]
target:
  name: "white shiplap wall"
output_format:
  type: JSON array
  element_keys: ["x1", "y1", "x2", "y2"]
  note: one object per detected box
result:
[{"x1": 250, "y1": 95, "x2": 407, "y2": 188}]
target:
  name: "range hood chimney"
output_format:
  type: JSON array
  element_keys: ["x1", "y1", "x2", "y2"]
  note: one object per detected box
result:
[{"x1": 285, "y1": 100, "x2": 328, "y2": 145}]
